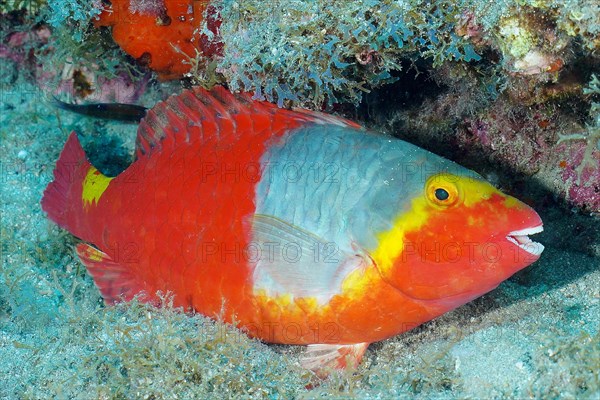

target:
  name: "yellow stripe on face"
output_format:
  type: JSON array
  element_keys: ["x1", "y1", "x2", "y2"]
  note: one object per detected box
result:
[
  {"x1": 449, "y1": 174, "x2": 519, "y2": 209},
  {"x1": 370, "y1": 173, "x2": 512, "y2": 274},
  {"x1": 371, "y1": 195, "x2": 430, "y2": 274},
  {"x1": 82, "y1": 167, "x2": 113, "y2": 209}
]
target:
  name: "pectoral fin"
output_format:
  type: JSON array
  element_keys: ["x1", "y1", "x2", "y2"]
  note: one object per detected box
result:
[{"x1": 249, "y1": 214, "x2": 372, "y2": 303}]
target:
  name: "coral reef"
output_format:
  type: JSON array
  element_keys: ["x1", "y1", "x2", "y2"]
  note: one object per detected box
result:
[
  {"x1": 45, "y1": 0, "x2": 102, "y2": 42},
  {"x1": 0, "y1": 0, "x2": 46, "y2": 14},
  {"x1": 208, "y1": 0, "x2": 483, "y2": 107},
  {"x1": 555, "y1": 75, "x2": 600, "y2": 212},
  {"x1": 48, "y1": 0, "x2": 596, "y2": 113},
  {"x1": 33, "y1": 0, "x2": 595, "y2": 113},
  {"x1": 188, "y1": 0, "x2": 598, "y2": 108},
  {"x1": 93, "y1": 0, "x2": 222, "y2": 80},
  {"x1": 1, "y1": 3, "x2": 150, "y2": 104}
]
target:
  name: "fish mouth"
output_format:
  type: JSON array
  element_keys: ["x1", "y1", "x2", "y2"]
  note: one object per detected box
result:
[{"x1": 506, "y1": 225, "x2": 545, "y2": 256}]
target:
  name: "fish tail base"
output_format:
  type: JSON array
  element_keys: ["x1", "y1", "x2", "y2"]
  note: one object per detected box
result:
[{"x1": 41, "y1": 132, "x2": 94, "y2": 240}]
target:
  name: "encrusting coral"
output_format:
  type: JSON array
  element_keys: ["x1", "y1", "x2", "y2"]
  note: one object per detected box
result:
[
  {"x1": 197, "y1": 0, "x2": 598, "y2": 108},
  {"x1": 93, "y1": 0, "x2": 222, "y2": 80},
  {"x1": 37, "y1": 0, "x2": 599, "y2": 114},
  {"x1": 207, "y1": 0, "x2": 484, "y2": 107}
]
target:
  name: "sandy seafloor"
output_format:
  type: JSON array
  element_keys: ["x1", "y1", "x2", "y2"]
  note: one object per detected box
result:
[{"x1": 0, "y1": 74, "x2": 599, "y2": 399}]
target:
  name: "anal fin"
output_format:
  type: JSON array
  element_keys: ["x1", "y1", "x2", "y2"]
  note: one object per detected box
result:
[
  {"x1": 300, "y1": 343, "x2": 369, "y2": 379},
  {"x1": 76, "y1": 243, "x2": 144, "y2": 305}
]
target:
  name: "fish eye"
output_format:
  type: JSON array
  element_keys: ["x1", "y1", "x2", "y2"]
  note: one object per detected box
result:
[
  {"x1": 425, "y1": 174, "x2": 461, "y2": 207},
  {"x1": 434, "y1": 188, "x2": 449, "y2": 201}
]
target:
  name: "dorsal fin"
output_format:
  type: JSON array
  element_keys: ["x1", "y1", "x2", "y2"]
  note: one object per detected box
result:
[{"x1": 135, "y1": 86, "x2": 362, "y2": 158}]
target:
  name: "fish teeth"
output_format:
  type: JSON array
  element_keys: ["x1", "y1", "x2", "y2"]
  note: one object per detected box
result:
[
  {"x1": 508, "y1": 225, "x2": 544, "y2": 236},
  {"x1": 506, "y1": 225, "x2": 544, "y2": 256}
]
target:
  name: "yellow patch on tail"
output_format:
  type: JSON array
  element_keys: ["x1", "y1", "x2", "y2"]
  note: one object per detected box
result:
[{"x1": 82, "y1": 167, "x2": 113, "y2": 208}]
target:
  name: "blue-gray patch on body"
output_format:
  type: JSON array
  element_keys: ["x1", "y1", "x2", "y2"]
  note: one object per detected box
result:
[{"x1": 251, "y1": 124, "x2": 480, "y2": 300}]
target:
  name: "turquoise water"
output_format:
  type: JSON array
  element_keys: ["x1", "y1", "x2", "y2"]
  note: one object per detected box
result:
[
  {"x1": 1, "y1": 72, "x2": 598, "y2": 400},
  {"x1": 1, "y1": 2, "x2": 599, "y2": 398}
]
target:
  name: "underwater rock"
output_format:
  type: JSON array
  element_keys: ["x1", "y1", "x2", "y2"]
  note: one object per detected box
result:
[
  {"x1": 0, "y1": 15, "x2": 149, "y2": 104},
  {"x1": 0, "y1": 21, "x2": 50, "y2": 82},
  {"x1": 458, "y1": 99, "x2": 600, "y2": 213},
  {"x1": 49, "y1": 65, "x2": 149, "y2": 104},
  {"x1": 497, "y1": 10, "x2": 568, "y2": 77},
  {"x1": 556, "y1": 134, "x2": 600, "y2": 213}
]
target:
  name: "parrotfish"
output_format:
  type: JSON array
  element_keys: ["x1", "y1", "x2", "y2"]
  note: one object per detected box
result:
[{"x1": 41, "y1": 86, "x2": 544, "y2": 376}]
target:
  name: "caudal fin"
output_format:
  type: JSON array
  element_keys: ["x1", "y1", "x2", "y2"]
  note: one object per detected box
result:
[{"x1": 41, "y1": 132, "x2": 97, "y2": 241}]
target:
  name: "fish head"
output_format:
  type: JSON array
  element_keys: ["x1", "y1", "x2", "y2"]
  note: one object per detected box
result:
[{"x1": 374, "y1": 172, "x2": 544, "y2": 306}]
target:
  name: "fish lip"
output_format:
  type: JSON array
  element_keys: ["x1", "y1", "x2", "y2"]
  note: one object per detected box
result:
[{"x1": 506, "y1": 224, "x2": 545, "y2": 257}]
